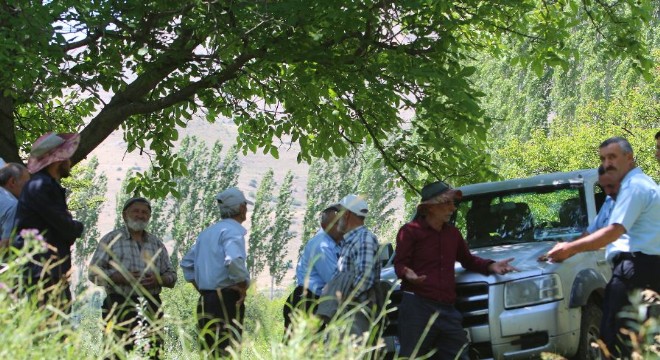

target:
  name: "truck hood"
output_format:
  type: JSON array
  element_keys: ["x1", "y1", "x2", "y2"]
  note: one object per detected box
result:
[{"x1": 456, "y1": 242, "x2": 560, "y2": 284}]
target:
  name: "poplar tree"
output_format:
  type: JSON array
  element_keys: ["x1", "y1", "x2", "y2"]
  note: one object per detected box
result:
[
  {"x1": 357, "y1": 148, "x2": 398, "y2": 242},
  {"x1": 300, "y1": 154, "x2": 361, "y2": 252},
  {"x1": 247, "y1": 169, "x2": 275, "y2": 280},
  {"x1": 65, "y1": 156, "x2": 107, "y2": 267},
  {"x1": 268, "y1": 170, "x2": 295, "y2": 286}
]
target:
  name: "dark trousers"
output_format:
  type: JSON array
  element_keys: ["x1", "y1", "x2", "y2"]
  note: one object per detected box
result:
[
  {"x1": 102, "y1": 293, "x2": 164, "y2": 359},
  {"x1": 24, "y1": 276, "x2": 72, "y2": 312},
  {"x1": 197, "y1": 288, "x2": 245, "y2": 358},
  {"x1": 282, "y1": 286, "x2": 320, "y2": 332},
  {"x1": 397, "y1": 292, "x2": 469, "y2": 360},
  {"x1": 601, "y1": 252, "x2": 660, "y2": 358}
]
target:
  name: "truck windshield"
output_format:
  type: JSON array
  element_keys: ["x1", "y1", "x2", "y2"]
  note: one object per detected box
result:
[{"x1": 454, "y1": 187, "x2": 588, "y2": 248}]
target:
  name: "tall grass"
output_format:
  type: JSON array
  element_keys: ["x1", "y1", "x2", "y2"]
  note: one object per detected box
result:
[{"x1": 2, "y1": 237, "x2": 657, "y2": 359}]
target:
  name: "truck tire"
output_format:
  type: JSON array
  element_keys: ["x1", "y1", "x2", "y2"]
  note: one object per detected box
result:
[{"x1": 572, "y1": 301, "x2": 603, "y2": 360}]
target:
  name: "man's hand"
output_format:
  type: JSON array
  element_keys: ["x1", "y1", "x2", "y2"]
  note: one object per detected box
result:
[
  {"x1": 109, "y1": 271, "x2": 141, "y2": 285},
  {"x1": 488, "y1": 258, "x2": 518, "y2": 275},
  {"x1": 140, "y1": 271, "x2": 159, "y2": 289},
  {"x1": 546, "y1": 242, "x2": 575, "y2": 263},
  {"x1": 403, "y1": 266, "x2": 427, "y2": 285}
]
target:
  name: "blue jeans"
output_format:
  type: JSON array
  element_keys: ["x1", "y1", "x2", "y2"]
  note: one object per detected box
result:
[{"x1": 398, "y1": 292, "x2": 469, "y2": 360}]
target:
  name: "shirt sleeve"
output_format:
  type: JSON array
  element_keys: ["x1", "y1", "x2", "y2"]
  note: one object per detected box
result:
[
  {"x1": 1, "y1": 205, "x2": 17, "y2": 240},
  {"x1": 312, "y1": 241, "x2": 339, "y2": 284},
  {"x1": 456, "y1": 230, "x2": 493, "y2": 275},
  {"x1": 351, "y1": 233, "x2": 378, "y2": 295},
  {"x1": 180, "y1": 242, "x2": 197, "y2": 283},
  {"x1": 224, "y1": 234, "x2": 250, "y2": 284},
  {"x1": 157, "y1": 241, "x2": 177, "y2": 287},
  {"x1": 24, "y1": 180, "x2": 84, "y2": 246},
  {"x1": 608, "y1": 185, "x2": 643, "y2": 232},
  {"x1": 88, "y1": 231, "x2": 119, "y2": 285},
  {"x1": 393, "y1": 224, "x2": 413, "y2": 280}
]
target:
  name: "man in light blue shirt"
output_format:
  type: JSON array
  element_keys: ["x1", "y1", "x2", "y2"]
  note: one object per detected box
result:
[
  {"x1": 181, "y1": 187, "x2": 252, "y2": 357},
  {"x1": 548, "y1": 137, "x2": 660, "y2": 357},
  {"x1": 283, "y1": 205, "x2": 342, "y2": 332},
  {"x1": 585, "y1": 166, "x2": 629, "y2": 264},
  {"x1": 0, "y1": 163, "x2": 30, "y2": 249}
]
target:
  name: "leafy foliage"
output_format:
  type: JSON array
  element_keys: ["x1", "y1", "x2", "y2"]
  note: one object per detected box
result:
[
  {"x1": 248, "y1": 169, "x2": 275, "y2": 279},
  {"x1": 301, "y1": 154, "x2": 361, "y2": 251},
  {"x1": 494, "y1": 99, "x2": 660, "y2": 183},
  {"x1": 2, "y1": 0, "x2": 654, "y2": 197},
  {"x1": 63, "y1": 156, "x2": 107, "y2": 269},
  {"x1": 268, "y1": 171, "x2": 295, "y2": 285}
]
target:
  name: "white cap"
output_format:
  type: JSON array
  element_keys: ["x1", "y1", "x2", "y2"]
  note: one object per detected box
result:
[
  {"x1": 215, "y1": 187, "x2": 253, "y2": 210},
  {"x1": 335, "y1": 194, "x2": 369, "y2": 217}
]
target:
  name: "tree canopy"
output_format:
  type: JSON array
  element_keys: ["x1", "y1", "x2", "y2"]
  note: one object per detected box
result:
[{"x1": 1, "y1": 0, "x2": 654, "y2": 196}]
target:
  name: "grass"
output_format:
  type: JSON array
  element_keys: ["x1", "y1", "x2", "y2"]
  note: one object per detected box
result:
[{"x1": 1, "y1": 236, "x2": 658, "y2": 359}]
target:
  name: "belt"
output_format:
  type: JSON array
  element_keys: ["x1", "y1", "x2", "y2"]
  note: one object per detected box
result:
[
  {"x1": 612, "y1": 251, "x2": 659, "y2": 265},
  {"x1": 199, "y1": 287, "x2": 239, "y2": 295},
  {"x1": 403, "y1": 291, "x2": 455, "y2": 307}
]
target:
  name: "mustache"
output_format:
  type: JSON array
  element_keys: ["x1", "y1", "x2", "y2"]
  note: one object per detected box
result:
[{"x1": 605, "y1": 166, "x2": 617, "y2": 172}]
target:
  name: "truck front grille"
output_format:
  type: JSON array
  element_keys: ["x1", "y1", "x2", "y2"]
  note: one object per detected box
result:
[{"x1": 456, "y1": 282, "x2": 489, "y2": 327}]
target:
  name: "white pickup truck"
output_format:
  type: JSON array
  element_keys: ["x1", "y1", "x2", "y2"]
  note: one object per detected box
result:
[{"x1": 380, "y1": 169, "x2": 612, "y2": 359}]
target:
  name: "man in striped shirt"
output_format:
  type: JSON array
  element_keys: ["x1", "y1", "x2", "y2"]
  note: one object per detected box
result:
[
  {"x1": 89, "y1": 197, "x2": 176, "y2": 359},
  {"x1": 332, "y1": 194, "x2": 381, "y2": 337}
]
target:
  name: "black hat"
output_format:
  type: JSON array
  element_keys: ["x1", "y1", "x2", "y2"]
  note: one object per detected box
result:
[
  {"x1": 123, "y1": 197, "x2": 152, "y2": 212},
  {"x1": 420, "y1": 181, "x2": 462, "y2": 204}
]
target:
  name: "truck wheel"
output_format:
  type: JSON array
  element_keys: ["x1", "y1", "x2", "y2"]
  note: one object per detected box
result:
[{"x1": 572, "y1": 302, "x2": 603, "y2": 360}]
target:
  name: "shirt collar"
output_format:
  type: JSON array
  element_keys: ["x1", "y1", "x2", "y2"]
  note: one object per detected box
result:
[
  {"x1": 121, "y1": 225, "x2": 152, "y2": 242},
  {"x1": 414, "y1": 216, "x2": 450, "y2": 232},
  {"x1": 621, "y1": 167, "x2": 641, "y2": 186},
  {"x1": 343, "y1": 225, "x2": 365, "y2": 240},
  {"x1": 0, "y1": 186, "x2": 16, "y2": 200}
]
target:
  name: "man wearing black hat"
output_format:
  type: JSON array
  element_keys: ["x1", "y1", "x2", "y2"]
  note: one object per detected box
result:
[
  {"x1": 394, "y1": 181, "x2": 517, "y2": 360},
  {"x1": 89, "y1": 197, "x2": 176, "y2": 358}
]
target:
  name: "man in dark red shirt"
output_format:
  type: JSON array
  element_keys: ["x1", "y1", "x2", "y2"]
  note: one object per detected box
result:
[{"x1": 394, "y1": 180, "x2": 516, "y2": 360}]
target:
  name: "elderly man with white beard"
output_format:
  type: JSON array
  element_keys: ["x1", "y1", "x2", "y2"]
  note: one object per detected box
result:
[{"x1": 89, "y1": 197, "x2": 176, "y2": 359}]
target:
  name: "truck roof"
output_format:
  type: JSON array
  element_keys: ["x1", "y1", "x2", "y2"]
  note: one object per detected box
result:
[{"x1": 458, "y1": 169, "x2": 598, "y2": 196}]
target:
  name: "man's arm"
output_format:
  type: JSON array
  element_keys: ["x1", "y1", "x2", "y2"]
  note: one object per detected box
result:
[
  {"x1": 88, "y1": 233, "x2": 114, "y2": 285},
  {"x1": 351, "y1": 234, "x2": 378, "y2": 295},
  {"x1": 0, "y1": 205, "x2": 17, "y2": 241},
  {"x1": 547, "y1": 223, "x2": 625, "y2": 262},
  {"x1": 180, "y1": 242, "x2": 197, "y2": 283},
  {"x1": 156, "y1": 240, "x2": 177, "y2": 288},
  {"x1": 224, "y1": 235, "x2": 250, "y2": 284},
  {"x1": 393, "y1": 225, "x2": 413, "y2": 280},
  {"x1": 312, "y1": 242, "x2": 339, "y2": 284},
  {"x1": 24, "y1": 181, "x2": 83, "y2": 245}
]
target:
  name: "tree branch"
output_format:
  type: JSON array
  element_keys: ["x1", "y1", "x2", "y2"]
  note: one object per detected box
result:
[
  {"x1": 345, "y1": 100, "x2": 422, "y2": 196},
  {"x1": 0, "y1": 93, "x2": 20, "y2": 163}
]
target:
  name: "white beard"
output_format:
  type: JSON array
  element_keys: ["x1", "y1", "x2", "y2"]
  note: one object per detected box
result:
[{"x1": 126, "y1": 219, "x2": 149, "y2": 232}]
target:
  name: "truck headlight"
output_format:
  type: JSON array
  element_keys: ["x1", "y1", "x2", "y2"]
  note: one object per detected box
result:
[{"x1": 504, "y1": 274, "x2": 563, "y2": 309}]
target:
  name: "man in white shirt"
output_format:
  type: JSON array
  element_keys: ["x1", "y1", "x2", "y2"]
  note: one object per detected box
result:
[
  {"x1": 181, "y1": 187, "x2": 252, "y2": 357},
  {"x1": 548, "y1": 137, "x2": 660, "y2": 357}
]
